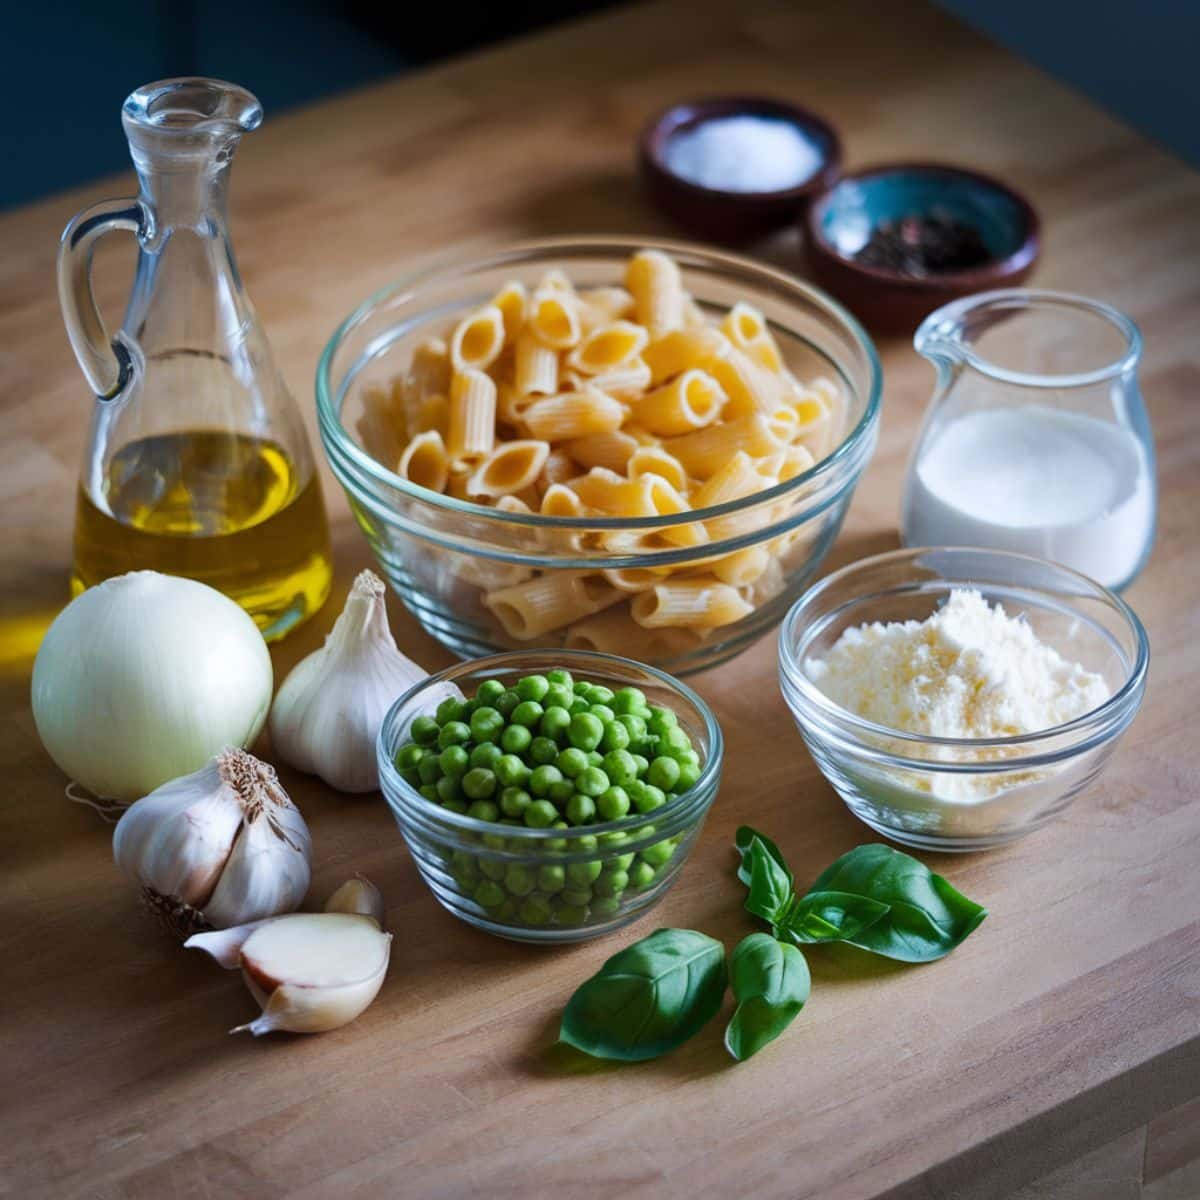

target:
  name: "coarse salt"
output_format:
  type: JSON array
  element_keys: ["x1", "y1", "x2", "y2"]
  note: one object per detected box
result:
[{"x1": 664, "y1": 115, "x2": 823, "y2": 193}]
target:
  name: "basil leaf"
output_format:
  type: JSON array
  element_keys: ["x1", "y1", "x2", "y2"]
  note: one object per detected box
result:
[
  {"x1": 559, "y1": 928, "x2": 728, "y2": 1061},
  {"x1": 744, "y1": 837, "x2": 794, "y2": 926},
  {"x1": 724, "y1": 933, "x2": 810, "y2": 1062},
  {"x1": 781, "y1": 890, "x2": 891, "y2": 944},
  {"x1": 734, "y1": 825, "x2": 791, "y2": 888},
  {"x1": 803, "y1": 845, "x2": 987, "y2": 962}
]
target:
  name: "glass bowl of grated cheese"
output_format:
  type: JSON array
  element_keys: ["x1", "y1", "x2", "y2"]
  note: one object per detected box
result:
[{"x1": 778, "y1": 547, "x2": 1149, "y2": 851}]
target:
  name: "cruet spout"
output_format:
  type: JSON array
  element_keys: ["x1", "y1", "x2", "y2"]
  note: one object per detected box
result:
[{"x1": 913, "y1": 310, "x2": 967, "y2": 383}]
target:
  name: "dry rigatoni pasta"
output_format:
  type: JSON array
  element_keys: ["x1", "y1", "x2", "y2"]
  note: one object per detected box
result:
[{"x1": 359, "y1": 249, "x2": 848, "y2": 656}]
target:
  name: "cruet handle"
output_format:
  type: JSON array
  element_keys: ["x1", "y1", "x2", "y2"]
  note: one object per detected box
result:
[{"x1": 57, "y1": 197, "x2": 148, "y2": 403}]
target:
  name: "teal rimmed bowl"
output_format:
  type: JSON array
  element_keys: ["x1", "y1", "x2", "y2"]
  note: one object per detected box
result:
[
  {"x1": 378, "y1": 649, "x2": 723, "y2": 943},
  {"x1": 316, "y1": 237, "x2": 880, "y2": 675}
]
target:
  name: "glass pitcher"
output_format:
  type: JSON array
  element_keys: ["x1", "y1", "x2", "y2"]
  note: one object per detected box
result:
[
  {"x1": 901, "y1": 290, "x2": 1155, "y2": 591},
  {"x1": 58, "y1": 78, "x2": 332, "y2": 639}
]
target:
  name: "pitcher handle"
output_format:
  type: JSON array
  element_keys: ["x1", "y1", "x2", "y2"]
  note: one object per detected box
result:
[{"x1": 57, "y1": 197, "x2": 148, "y2": 402}]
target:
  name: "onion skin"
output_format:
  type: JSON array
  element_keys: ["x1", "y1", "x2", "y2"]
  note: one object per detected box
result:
[{"x1": 31, "y1": 572, "x2": 273, "y2": 801}]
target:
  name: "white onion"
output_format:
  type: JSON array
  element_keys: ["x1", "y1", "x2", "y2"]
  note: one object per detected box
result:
[{"x1": 31, "y1": 571, "x2": 273, "y2": 801}]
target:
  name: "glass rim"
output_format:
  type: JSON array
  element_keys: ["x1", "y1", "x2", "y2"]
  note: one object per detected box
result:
[
  {"x1": 778, "y1": 546, "x2": 1151, "y2": 756},
  {"x1": 315, "y1": 234, "x2": 882, "y2": 530},
  {"x1": 376, "y1": 648, "x2": 724, "y2": 842},
  {"x1": 918, "y1": 288, "x2": 1143, "y2": 389}
]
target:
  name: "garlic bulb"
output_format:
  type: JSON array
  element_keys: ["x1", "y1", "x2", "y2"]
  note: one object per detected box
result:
[
  {"x1": 113, "y1": 748, "x2": 311, "y2": 938},
  {"x1": 269, "y1": 570, "x2": 427, "y2": 793},
  {"x1": 325, "y1": 874, "x2": 386, "y2": 927},
  {"x1": 187, "y1": 912, "x2": 392, "y2": 1036}
]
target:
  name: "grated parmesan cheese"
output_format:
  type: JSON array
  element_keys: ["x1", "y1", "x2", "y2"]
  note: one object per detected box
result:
[{"x1": 807, "y1": 589, "x2": 1109, "y2": 740}]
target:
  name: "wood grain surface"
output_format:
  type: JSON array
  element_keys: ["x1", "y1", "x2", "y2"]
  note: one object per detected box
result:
[{"x1": 1, "y1": 1, "x2": 1198, "y2": 1198}]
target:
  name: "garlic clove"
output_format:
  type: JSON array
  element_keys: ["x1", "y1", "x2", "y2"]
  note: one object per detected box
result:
[
  {"x1": 324, "y1": 875, "x2": 386, "y2": 928},
  {"x1": 232, "y1": 912, "x2": 392, "y2": 1036},
  {"x1": 268, "y1": 570, "x2": 428, "y2": 794},
  {"x1": 113, "y1": 759, "x2": 243, "y2": 909},
  {"x1": 201, "y1": 752, "x2": 312, "y2": 929},
  {"x1": 184, "y1": 919, "x2": 275, "y2": 969}
]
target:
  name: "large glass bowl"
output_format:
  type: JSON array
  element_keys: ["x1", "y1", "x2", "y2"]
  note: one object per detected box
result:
[
  {"x1": 377, "y1": 650, "x2": 723, "y2": 943},
  {"x1": 779, "y1": 548, "x2": 1149, "y2": 851},
  {"x1": 317, "y1": 237, "x2": 880, "y2": 674}
]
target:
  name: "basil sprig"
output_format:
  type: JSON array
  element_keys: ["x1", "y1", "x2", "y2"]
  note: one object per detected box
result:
[
  {"x1": 559, "y1": 928, "x2": 727, "y2": 1061},
  {"x1": 725, "y1": 932, "x2": 810, "y2": 1062},
  {"x1": 735, "y1": 826, "x2": 987, "y2": 962}
]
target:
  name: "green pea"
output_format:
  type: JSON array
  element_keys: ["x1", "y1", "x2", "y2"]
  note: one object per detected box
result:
[
  {"x1": 635, "y1": 784, "x2": 667, "y2": 814},
  {"x1": 602, "y1": 749, "x2": 637, "y2": 788},
  {"x1": 437, "y1": 720, "x2": 471, "y2": 749},
  {"x1": 495, "y1": 754, "x2": 529, "y2": 788},
  {"x1": 436, "y1": 775, "x2": 463, "y2": 805},
  {"x1": 595, "y1": 786, "x2": 629, "y2": 820},
  {"x1": 557, "y1": 902, "x2": 588, "y2": 925},
  {"x1": 599, "y1": 720, "x2": 630, "y2": 753},
  {"x1": 568, "y1": 696, "x2": 590, "y2": 716},
  {"x1": 576, "y1": 766, "x2": 610, "y2": 798},
  {"x1": 544, "y1": 682, "x2": 573, "y2": 711},
  {"x1": 647, "y1": 705, "x2": 679, "y2": 734},
  {"x1": 589, "y1": 703, "x2": 615, "y2": 725},
  {"x1": 610, "y1": 851, "x2": 636, "y2": 870},
  {"x1": 524, "y1": 799, "x2": 558, "y2": 829},
  {"x1": 450, "y1": 849, "x2": 479, "y2": 880},
  {"x1": 546, "y1": 667, "x2": 573, "y2": 688},
  {"x1": 676, "y1": 759, "x2": 701, "y2": 791},
  {"x1": 470, "y1": 706, "x2": 505, "y2": 743},
  {"x1": 566, "y1": 793, "x2": 597, "y2": 826},
  {"x1": 566, "y1": 705, "x2": 604, "y2": 753},
  {"x1": 467, "y1": 798, "x2": 500, "y2": 822},
  {"x1": 537, "y1": 865, "x2": 566, "y2": 894},
  {"x1": 530, "y1": 736, "x2": 559, "y2": 764},
  {"x1": 547, "y1": 779, "x2": 576, "y2": 806},
  {"x1": 436, "y1": 696, "x2": 465, "y2": 724},
  {"x1": 631, "y1": 754, "x2": 650, "y2": 776},
  {"x1": 540, "y1": 706, "x2": 571, "y2": 741},
  {"x1": 478, "y1": 831, "x2": 504, "y2": 850},
  {"x1": 591, "y1": 896, "x2": 621, "y2": 917},
  {"x1": 520, "y1": 894, "x2": 554, "y2": 925},
  {"x1": 566, "y1": 860, "x2": 602, "y2": 887},
  {"x1": 659, "y1": 726, "x2": 693, "y2": 759},
  {"x1": 418, "y1": 756, "x2": 443, "y2": 786},
  {"x1": 410, "y1": 715, "x2": 440, "y2": 745},
  {"x1": 399, "y1": 767, "x2": 421, "y2": 788},
  {"x1": 439, "y1": 745, "x2": 469, "y2": 778},
  {"x1": 568, "y1": 833, "x2": 598, "y2": 854},
  {"x1": 474, "y1": 880, "x2": 505, "y2": 908},
  {"x1": 647, "y1": 755, "x2": 681, "y2": 791},
  {"x1": 511, "y1": 700, "x2": 545, "y2": 728},
  {"x1": 496, "y1": 689, "x2": 520, "y2": 718},
  {"x1": 462, "y1": 769, "x2": 497, "y2": 802},
  {"x1": 394, "y1": 743, "x2": 425, "y2": 772},
  {"x1": 589, "y1": 684, "x2": 614, "y2": 704},
  {"x1": 556, "y1": 747, "x2": 589, "y2": 778},
  {"x1": 617, "y1": 712, "x2": 647, "y2": 740},
  {"x1": 516, "y1": 674, "x2": 550, "y2": 702},
  {"x1": 560, "y1": 887, "x2": 593, "y2": 907},
  {"x1": 499, "y1": 786, "x2": 531, "y2": 818},
  {"x1": 641, "y1": 839, "x2": 675, "y2": 868},
  {"x1": 545, "y1": 820, "x2": 570, "y2": 851},
  {"x1": 503, "y1": 864, "x2": 536, "y2": 897},
  {"x1": 529, "y1": 764, "x2": 563, "y2": 797},
  {"x1": 479, "y1": 857, "x2": 507, "y2": 881},
  {"x1": 470, "y1": 742, "x2": 503, "y2": 771},
  {"x1": 419, "y1": 783, "x2": 439, "y2": 803},
  {"x1": 598, "y1": 830, "x2": 629, "y2": 849},
  {"x1": 476, "y1": 679, "x2": 506, "y2": 705},
  {"x1": 612, "y1": 687, "x2": 646, "y2": 715},
  {"x1": 459, "y1": 699, "x2": 479, "y2": 718},
  {"x1": 587, "y1": 750, "x2": 604, "y2": 766},
  {"x1": 628, "y1": 860, "x2": 656, "y2": 889},
  {"x1": 500, "y1": 723, "x2": 532, "y2": 755},
  {"x1": 441, "y1": 797, "x2": 468, "y2": 814},
  {"x1": 594, "y1": 870, "x2": 628, "y2": 898}
]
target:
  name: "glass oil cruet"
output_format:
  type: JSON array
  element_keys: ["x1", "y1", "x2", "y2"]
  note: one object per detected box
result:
[
  {"x1": 58, "y1": 78, "x2": 332, "y2": 639},
  {"x1": 901, "y1": 290, "x2": 1156, "y2": 592}
]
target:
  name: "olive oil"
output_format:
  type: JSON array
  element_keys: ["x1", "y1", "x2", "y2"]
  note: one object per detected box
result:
[{"x1": 73, "y1": 430, "x2": 333, "y2": 640}]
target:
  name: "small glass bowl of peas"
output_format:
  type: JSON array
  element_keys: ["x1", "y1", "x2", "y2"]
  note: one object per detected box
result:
[{"x1": 378, "y1": 650, "x2": 723, "y2": 943}]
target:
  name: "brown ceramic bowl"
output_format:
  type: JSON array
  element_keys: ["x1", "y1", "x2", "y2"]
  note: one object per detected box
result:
[
  {"x1": 638, "y1": 96, "x2": 842, "y2": 243},
  {"x1": 804, "y1": 162, "x2": 1041, "y2": 334}
]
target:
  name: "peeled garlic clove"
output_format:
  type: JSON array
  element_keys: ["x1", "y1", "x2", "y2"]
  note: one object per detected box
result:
[
  {"x1": 113, "y1": 761, "x2": 243, "y2": 908},
  {"x1": 324, "y1": 875, "x2": 385, "y2": 928},
  {"x1": 232, "y1": 913, "x2": 392, "y2": 1036},
  {"x1": 268, "y1": 570, "x2": 428, "y2": 794},
  {"x1": 184, "y1": 919, "x2": 274, "y2": 969}
]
